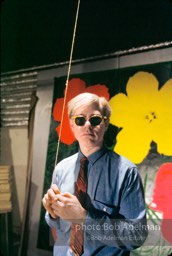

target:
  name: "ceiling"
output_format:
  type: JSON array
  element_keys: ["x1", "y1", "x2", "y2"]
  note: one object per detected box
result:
[{"x1": 1, "y1": 0, "x2": 172, "y2": 73}]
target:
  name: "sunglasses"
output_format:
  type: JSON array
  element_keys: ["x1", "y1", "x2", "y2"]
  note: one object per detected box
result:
[{"x1": 71, "y1": 115, "x2": 107, "y2": 126}]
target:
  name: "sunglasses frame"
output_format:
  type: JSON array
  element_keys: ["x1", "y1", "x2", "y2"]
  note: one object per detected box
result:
[{"x1": 71, "y1": 114, "x2": 108, "y2": 126}]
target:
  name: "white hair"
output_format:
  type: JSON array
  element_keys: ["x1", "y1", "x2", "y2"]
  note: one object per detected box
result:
[{"x1": 68, "y1": 93, "x2": 111, "y2": 117}]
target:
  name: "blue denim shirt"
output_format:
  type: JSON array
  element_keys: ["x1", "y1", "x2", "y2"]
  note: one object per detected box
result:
[{"x1": 45, "y1": 147, "x2": 148, "y2": 256}]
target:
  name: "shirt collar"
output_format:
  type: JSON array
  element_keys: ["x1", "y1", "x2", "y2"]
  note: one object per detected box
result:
[{"x1": 78, "y1": 147, "x2": 108, "y2": 165}]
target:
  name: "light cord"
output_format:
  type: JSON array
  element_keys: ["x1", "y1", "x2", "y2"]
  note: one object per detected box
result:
[{"x1": 54, "y1": 0, "x2": 81, "y2": 167}]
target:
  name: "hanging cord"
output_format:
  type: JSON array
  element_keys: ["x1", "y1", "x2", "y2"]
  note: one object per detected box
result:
[{"x1": 54, "y1": 0, "x2": 81, "y2": 167}]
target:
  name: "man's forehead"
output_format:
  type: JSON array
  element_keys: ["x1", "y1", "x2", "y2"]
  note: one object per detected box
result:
[{"x1": 73, "y1": 103, "x2": 101, "y2": 113}]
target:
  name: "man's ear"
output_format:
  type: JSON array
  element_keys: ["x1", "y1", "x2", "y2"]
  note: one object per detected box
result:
[
  {"x1": 69, "y1": 119, "x2": 74, "y2": 129},
  {"x1": 105, "y1": 125, "x2": 109, "y2": 132},
  {"x1": 104, "y1": 118, "x2": 110, "y2": 131}
]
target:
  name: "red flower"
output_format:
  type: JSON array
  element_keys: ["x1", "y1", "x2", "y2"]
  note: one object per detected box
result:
[
  {"x1": 53, "y1": 78, "x2": 110, "y2": 144},
  {"x1": 149, "y1": 162, "x2": 172, "y2": 244}
]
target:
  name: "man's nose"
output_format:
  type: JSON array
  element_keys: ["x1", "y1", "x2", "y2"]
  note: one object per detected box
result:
[{"x1": 84, "y1": 120, "x2": 92, "y2": 127}]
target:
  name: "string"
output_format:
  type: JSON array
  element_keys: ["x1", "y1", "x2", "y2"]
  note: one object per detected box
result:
[{"x1": 54, "y1": 0, "x2": 81, "y2": 168}]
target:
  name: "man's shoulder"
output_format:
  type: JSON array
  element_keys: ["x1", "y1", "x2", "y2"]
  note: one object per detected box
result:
[
  {"x1": 57, "y1": 152, "x2": 79, "y2": 167},
  {"x1": 119, "y1": 154, "x2": 136, "y2": 168},
  {"x1": 106, "y1": 149, "x2": 136, "y2": 168},
  {"x1": 53, "y1": 153, "x2": 79, "y2": 179}
]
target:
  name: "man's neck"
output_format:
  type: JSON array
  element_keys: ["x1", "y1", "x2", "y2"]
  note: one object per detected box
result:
[{"x1": 79, "y1": 145, "x2": 103, "y2": 157}]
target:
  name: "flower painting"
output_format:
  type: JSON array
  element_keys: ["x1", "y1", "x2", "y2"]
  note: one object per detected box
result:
[
  {"x1": 109, "y1": 71, "x2": 172, "y2": 163},
  {"x1": 38, "y1": 62, "x2": 172, "y2": 256}
]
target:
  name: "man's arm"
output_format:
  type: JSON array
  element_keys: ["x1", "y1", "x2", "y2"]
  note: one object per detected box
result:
[{"x1": 83, "y1": 167, "x2": 148, "y2": 250}]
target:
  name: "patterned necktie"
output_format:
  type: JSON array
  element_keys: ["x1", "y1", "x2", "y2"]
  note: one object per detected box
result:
[{"x1": 70, "y1": 156, "x2": 88, "y2": 256}]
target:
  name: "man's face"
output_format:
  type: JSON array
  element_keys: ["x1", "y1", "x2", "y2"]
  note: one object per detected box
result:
[{"x1": 69, "y1": 103, "x2": 109, "y2": 149}]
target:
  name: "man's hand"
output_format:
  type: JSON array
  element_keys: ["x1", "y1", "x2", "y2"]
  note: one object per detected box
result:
[
  {"x1": 51, "y1": 192, "x2": 87, "y2": 224},
  {"x1": 42, "y1": 184, "x2": 60, "y2": 219}
]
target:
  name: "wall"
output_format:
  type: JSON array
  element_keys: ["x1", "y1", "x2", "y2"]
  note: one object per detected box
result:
[{"x1": 0, "y1": 127, "x2": 28, "y2": 234}]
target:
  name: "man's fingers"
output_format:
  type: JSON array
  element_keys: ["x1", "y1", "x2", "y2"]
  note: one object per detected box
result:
[
  {"x1": 57, "y1": 193, "x2": 75, "y2": 203},
  {"x1": 62, "y1": 192, "x2": 73, "y2": 198},
  {"x1": 51, "y1": 184, "x2": 60, "y2": 194},
  {"x1": 42, "y1": 196, "x2": 58, "y2": 219},
  {"x1": 47, "y1": 188, "x2": 58, "y2": 202},
  {"x1": 42, "y1": 196, "x2": 51, "y2": 210}
]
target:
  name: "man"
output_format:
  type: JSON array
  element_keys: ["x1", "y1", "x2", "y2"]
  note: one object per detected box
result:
[{"x1": 42, "y1": 93, "x2": 148, "y2": 256}]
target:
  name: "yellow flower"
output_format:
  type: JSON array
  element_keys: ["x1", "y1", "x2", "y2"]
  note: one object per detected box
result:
[{"x1": 109, "y1": 71, "x2": 172, "y2": 163}]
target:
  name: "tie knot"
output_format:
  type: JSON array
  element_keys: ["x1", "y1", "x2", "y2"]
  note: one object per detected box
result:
[{"x1": 80, "y1": 156, "x2": 88, "y2": 168}]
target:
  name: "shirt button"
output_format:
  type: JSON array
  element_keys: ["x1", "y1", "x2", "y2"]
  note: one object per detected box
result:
[{"x1": 103, "y1": 207, "x2": 107, "y2": 212}]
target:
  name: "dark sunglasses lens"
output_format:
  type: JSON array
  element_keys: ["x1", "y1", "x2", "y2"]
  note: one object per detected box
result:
[
  {"x1": 75, "y1": 117, "x2": 86, "y2": 126},
  {"x1": 90, "y1": 116, "x2": 102, "y2": 126}
]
